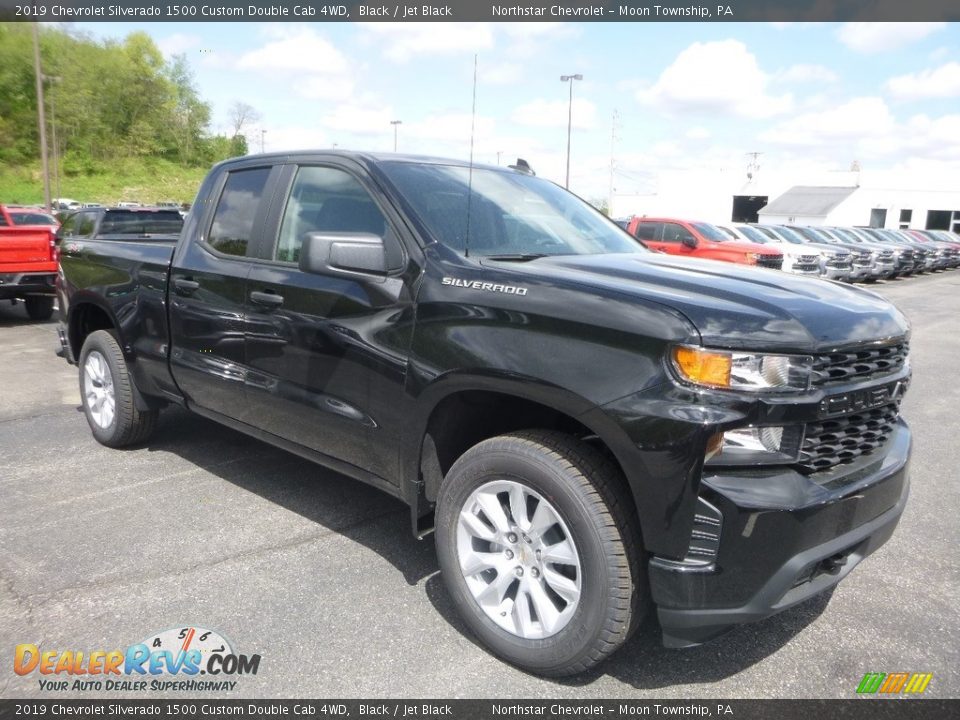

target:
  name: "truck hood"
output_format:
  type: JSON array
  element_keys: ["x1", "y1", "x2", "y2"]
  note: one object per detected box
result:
[{"x1": 487, "y1": 253, "x2": 909, "y2": 352}]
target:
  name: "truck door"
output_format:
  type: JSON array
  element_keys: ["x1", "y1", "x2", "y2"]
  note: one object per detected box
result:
[
  {"x1": 243, "y1": 162, "x2": 414, "y2": 483},
  {"x1": 660, "y1": 222, "x2": 699, "y2": 257},
  {"x1": 168, "y1": 165, "x2": 275, "y2": 420}
]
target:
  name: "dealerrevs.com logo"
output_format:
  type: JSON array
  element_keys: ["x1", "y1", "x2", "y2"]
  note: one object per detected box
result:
[{"x1": 14, "y1": 626, "x2": 260, "y2": 692}]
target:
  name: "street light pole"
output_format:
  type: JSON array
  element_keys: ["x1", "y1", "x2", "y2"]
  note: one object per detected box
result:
[
  {"x1": 560, "y1": 74, "x2": 582, "y2": 190},
  {"x1": 390, "y1": 120, "x2": 402, "y2": 152},
  {"x1": 560, "y1": 73, "x2": 583, "y2": 190},
  {"x1": 31, "y1": 24, "x2": 51, "y2": 212}
]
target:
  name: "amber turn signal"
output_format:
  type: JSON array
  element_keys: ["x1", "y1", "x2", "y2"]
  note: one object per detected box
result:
[{"x1": 673, "y1": 346, "x2": 732, "y2": 388}]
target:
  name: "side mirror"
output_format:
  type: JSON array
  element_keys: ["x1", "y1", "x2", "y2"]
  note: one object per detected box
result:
[
  {"x1": 680, "y1": 235, "x2": 698, "y2": 249},
  {"x1": 298, "y1": 232, "x2": 387, "y2": 277}
]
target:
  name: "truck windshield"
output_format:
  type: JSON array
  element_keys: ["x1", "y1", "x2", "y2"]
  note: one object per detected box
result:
[
  {"x1": 690, "y1": 222, "x2": 731, "y2": 242},
  {"x1": 380, "y1": 163, "x2": 644, "y2": 257}
]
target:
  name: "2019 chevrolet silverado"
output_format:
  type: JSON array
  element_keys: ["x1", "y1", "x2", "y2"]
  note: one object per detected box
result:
[{"x1": 56, "y1": 152, "x2": 912, "y2": 676}]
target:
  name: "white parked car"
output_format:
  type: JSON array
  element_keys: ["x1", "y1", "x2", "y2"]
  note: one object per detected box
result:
[{"x1": 716, "y1": 224, "x2": 820, "y2": 276}]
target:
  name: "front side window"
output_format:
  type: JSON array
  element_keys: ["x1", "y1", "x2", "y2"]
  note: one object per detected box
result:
[
  {"x1": 207, "y1": 167, "x2": 271, "y2": 257},
  {"x1": 662, "y1": 223, "x2": 694, "y2": 244},
  {"x1": 381, "y1": 163, "x2": 644, "y2": 257},
  {"x1": 275, "y1": 166, "x2": 387, "y2": 263}
]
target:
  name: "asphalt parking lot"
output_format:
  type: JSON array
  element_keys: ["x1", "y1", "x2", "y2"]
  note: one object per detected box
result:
[{"x1": 1, "y1": 272, "x2": 958, "y2": 700}]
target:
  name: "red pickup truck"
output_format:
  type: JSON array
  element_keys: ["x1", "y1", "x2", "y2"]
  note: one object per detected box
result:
[
  {"x1": 625, "y1": 216, "x2": 783, "y2": 269},
  {"x1": 0, "y1": 205, "x2": 59, "y2": 320}
]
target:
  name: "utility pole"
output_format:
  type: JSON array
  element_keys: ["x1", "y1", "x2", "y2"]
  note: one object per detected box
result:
[
  {"x1": 560, "y1": 74, "x2": 583, "y2": 189},
  {"x1": 32, "y1": 23, "x2": 51, "y2": 212},
  {"x1": 44, "y1": 75, "x2": 62, "y2": 206},
  {"x1": 745, "y1": 151, "x2": 762, "y2": 182},
  {"x1": 390, "y1": 120, "x2": 402, "y2": 152},
  {"x1": 260, "y1": 128, "x2": 266, "y2": 153}
]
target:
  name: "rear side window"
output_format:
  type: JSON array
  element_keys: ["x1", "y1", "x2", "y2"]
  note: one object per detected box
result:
[
  {"x1": 76, "y1": 213, "x2": 96, "y2": 237},
  {"x1": 633, "y1": 222, "x2": 658, "y2": 240},
  {"x1": 207, "y1": 167, "x2": 271, "y2": 257},
  {"x1": 99, "y1": 211, "x2": 183, "y2": 235}
]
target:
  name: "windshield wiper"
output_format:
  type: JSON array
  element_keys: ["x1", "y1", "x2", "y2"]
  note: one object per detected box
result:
[{"x1": 481, "y1": 253, "x2": 551, "y2": 262}]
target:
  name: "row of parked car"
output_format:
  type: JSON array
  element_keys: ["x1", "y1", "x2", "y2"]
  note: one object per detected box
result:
[{"x1": 617, "y1": 215, "x2": 960, "y2": 283}]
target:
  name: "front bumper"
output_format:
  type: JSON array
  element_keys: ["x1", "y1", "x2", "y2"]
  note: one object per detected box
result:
[
  {"x1": 820, "y1": 265, "x2": 851, "y2": 281},
  {"x1": 848, "y1": 264, "x2": 874, "y2": 281},
  {"x1": 651, "y1": 420, "x2": 911, "y2": 647}
]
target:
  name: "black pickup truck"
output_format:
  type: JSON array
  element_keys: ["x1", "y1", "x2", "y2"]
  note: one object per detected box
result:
[{"x1": 56, "y1": 151, "x2": 912, "y2": 676}]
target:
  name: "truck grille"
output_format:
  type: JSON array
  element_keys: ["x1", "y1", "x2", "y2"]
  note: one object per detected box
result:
[
  {"x1": 853, "y1": 252, "x2": 873, "y2": 266},
  {"x1": 826, "y1": 255, "x2": 851, "y2": 268},
  {"x1": 878, "y1": 250, "x2": 894, "y2": 260},
  {"x1": 810, "y1": 341, "x2": 909, "y2": 386},
  {"x1": 756, "y1": 255, "x2": 784, "y2": 270},
  {"x1": 798, "y1": 403, "x2": 900, "y2": 473},
  {"x1": 798, "y1": 254, "x2": 819, "y2": 265}
]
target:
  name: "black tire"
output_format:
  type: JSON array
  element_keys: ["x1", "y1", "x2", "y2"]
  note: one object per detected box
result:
[
  {"x1": 435, "y1": 430, "x2": 645, "y2": 676},
  {"x1": 78, "y1": 330, "x2": 158, "y2": 447},
  {"x1": 25, "y1": 295, "x2": 54, "y2": 321}
]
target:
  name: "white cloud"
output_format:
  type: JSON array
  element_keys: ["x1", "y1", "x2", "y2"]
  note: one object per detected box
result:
[
  {"x1": 836, "y1": 22, "x2": 946, "y2": 54},
  {"x1": 406, "y1": 113, "x2": 496, "y2": 144},
  {"x1": 156, "y1": 33, "x2": 201, "y2": 57},
  {"x1": 479, "y1": 62, "x2": 523, "y2": 86},
  {"x1": 320, "y1": 105, "x2": 395, "y2": 136},
  {"x1": 636, "y1": 40, "x2": 793, "y2": 119},
  {"x1": 778, "y1": 64, "x2": 839, "y2": 84},
  {"x1": 359, "y1": 23, "x2": 494, "y2": 62},
  {"x1": 886, "y1": 62, "x2": 960, "y2": 101},
  {"x1": 236, "y1": 28, "x2": 354, "y2": 102},
  {"x1": 760, "y1": 97, "x2": 896, "y2": 147},
  {"x1": 685, "y1": 127, "x2": 711, "y2": 140},
  {"x1": 238, "y1": 28, "x2": 348, "y2": 73},
  {"x1": 511, "y1": 98, "x2": 597, "y2": 129},
  {"x1": 262, "y1": 125, "x2": 330, "y2": 153}
]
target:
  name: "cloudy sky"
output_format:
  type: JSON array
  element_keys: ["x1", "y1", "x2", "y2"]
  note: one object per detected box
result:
[{"x1": 74, "y1": 21, "x2": 960, "y2": 202}]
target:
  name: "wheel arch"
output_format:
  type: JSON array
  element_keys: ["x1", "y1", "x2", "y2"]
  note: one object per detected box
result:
[
  {"x1": 67, "y1": 294, "x2": 123, "y2": 362},
  {"x1": 404, "y1": 374, "x2": 645, "y2": 543}
]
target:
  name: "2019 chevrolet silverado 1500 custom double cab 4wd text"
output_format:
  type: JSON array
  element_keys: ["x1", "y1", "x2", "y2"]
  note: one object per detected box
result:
[{"x1": 57, "y1": 152, "x2": 912, "y2": 676}]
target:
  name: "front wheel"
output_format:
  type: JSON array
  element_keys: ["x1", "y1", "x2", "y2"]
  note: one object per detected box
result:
[
  {"x1": 78, "y1": 330, "x2": 157, "y2": 447},
  {"x1": 435, "y1": 430, "x2": 645, "y2": 676}
]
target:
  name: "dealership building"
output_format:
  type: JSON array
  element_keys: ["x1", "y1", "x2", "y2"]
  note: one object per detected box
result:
[{"x1": 611, "y1": 167, "x2": 960, "y2": 233}]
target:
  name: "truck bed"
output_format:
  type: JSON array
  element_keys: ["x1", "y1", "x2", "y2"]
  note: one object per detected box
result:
[{"x1": 58, "y1": 237, "x2": 178, "y2": 398}]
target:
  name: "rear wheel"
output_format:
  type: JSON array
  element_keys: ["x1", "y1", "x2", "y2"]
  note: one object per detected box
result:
[
  {"x1": 25, "y1": 295, "x2": 54, "y2": 321},
  {"x1": 435, "y1": 430, "x2": 644, "y2": 676},
  {"x1": 78, "y1": 330, "x2": 157, "y2": 447}
]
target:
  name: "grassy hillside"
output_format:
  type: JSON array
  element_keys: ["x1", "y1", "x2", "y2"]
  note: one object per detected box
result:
[{"x1": 0, "y1": 159, "x2": 208, "y2": 206}]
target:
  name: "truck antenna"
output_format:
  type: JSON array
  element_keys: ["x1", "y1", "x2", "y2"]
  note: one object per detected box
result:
[{"x1": 464, "y1": 54, "x2": 478, "y2": 259}]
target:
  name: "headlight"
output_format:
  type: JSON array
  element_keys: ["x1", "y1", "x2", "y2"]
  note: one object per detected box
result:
[
  {"x1": 672, "y1": 346, "x2": 813, "y2": 392},
  {"x1": 744, "y1": 252, "x2": 760, "y2": 264}
]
